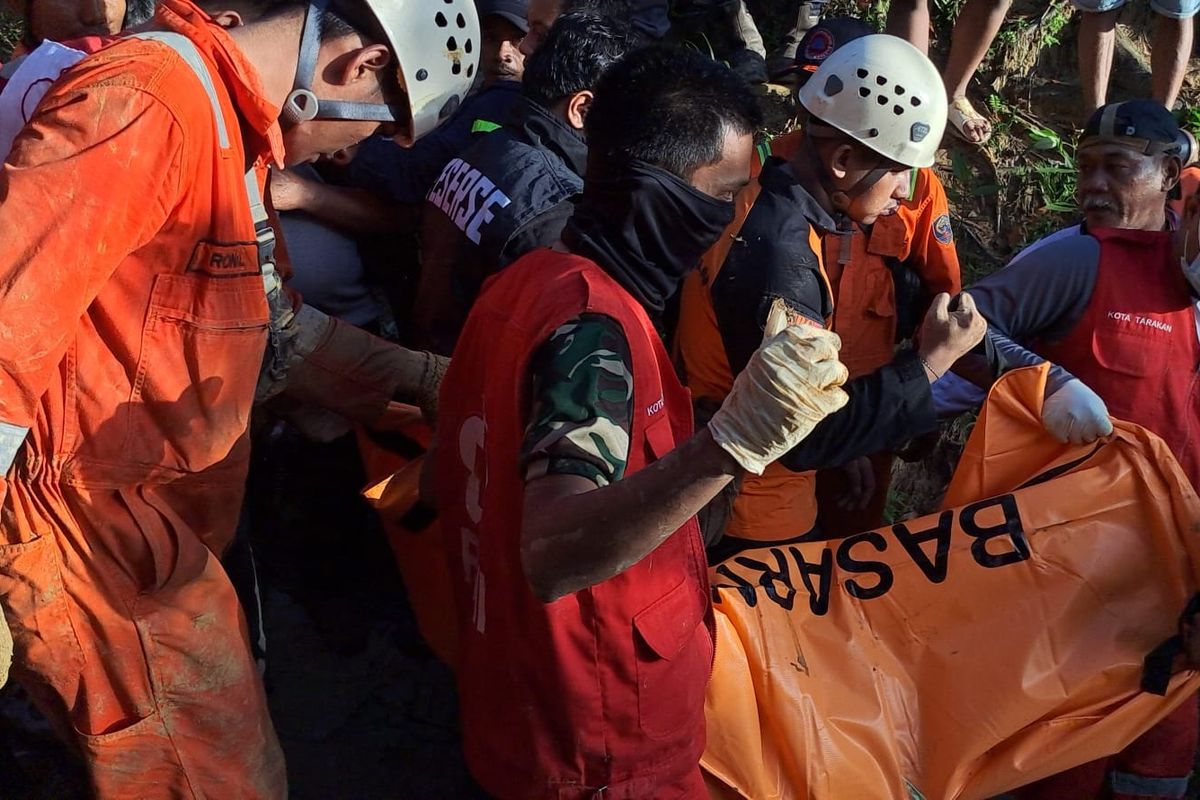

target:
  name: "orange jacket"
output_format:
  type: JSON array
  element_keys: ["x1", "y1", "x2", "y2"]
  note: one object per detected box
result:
[
  {"x1": 1170, "y1": 164, "x2": 1200, "y2": 220},
  {"x1": 0, "y1": 3, "x2": 290, "y2": 795},
  {"x1": 676, "y1": 131, "x2": 959, "y2": 542},
  {"x1": 0, "y1": 0, "x2": 283, "y2": 511}
]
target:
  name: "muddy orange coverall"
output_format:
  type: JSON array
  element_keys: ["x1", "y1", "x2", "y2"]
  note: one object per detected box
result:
[{"x1": 0, "y1": 1, "x2": 430, "y2": 796}]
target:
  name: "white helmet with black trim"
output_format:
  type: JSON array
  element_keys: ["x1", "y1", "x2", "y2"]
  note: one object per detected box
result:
[
  {"x1": 283, "y1": 0, "x2": 480, "y2": 143},
  {"x1": 797, "y1": 33, "x2": 946, "y2": 169}
]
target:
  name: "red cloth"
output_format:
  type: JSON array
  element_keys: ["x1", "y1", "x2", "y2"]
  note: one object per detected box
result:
[
  {"x1": 1039, "y1": 227, "x2": 1200, "y2": 489},
  {"x1": 436, "y1": 248, "x2": 713, "y2": 799}
]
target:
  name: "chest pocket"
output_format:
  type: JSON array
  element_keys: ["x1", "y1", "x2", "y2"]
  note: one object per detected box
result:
[
  {"x1": 1091, "y1": 321, "x2": 1172, "y2": 379},
  {"x1": 113, "y1": 32, "x2": 272, "y2": 474}
]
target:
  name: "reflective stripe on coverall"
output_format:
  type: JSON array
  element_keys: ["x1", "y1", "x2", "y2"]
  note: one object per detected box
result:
[{"x1": 0, "y1": 3, "x2": 291, "y2": 796}]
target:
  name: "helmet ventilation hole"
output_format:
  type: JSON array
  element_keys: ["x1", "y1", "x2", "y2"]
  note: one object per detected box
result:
[
  {"x1": 893, "y1": 105, "x2": 904, "y2": 115},
  {"x1": 895, "y1": 85, "x2": 906, "y2": 95},
  {"x1": 875, "y1": 75, "x2": 887, "y2": 86},
  {"x1": 911, "y1": 97, "x2": 921, "y2": 107},
  {"x1": 859, "y1": 87, "x2": 870, "y2": 98},
  {"x1": 465, "y1": 39, "x2": 472, "y2": 53},
  {"x1": 435, "y1": 12, "x2": 447, "y2": 26},
  {"x1": 877, "y1": 95, "x2": 887, "y2": 106},
  {"x1": 446, "y1": 35, "x2": 458, "y2": 50},
  {"x1": 457, "y1": 13, "x2": 466, "y2": 27},
  {"x1": 856, "y1": 68, "x2": 868, "y2": 79}
]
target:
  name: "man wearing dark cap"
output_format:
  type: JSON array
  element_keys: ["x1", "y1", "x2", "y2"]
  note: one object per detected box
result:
[{"x1": 967, "y1": 101, "x2": 1200, "y2": 799}]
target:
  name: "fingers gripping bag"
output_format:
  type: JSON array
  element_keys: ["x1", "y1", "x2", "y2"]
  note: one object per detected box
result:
[{"x1": 702, "y1": 364, "x2": 1200, "y2": 800}]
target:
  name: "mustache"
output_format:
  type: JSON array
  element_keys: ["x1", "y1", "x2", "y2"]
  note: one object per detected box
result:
[{"x1": 1081, "y1": 195, "x2": 1117, "y2": 212}]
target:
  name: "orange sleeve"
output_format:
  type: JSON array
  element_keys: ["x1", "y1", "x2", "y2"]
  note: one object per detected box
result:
[
  {"x1": 903, "y1": 168, "x2": 961, "y2": 296},
  {"x1": 0, "y1": 84, "x2": 184, "y2": 428}
]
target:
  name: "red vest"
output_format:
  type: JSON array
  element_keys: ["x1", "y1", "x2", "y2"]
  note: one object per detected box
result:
[
  {"x1": 436, "y1": 248, "x2": 714, "y2": 799},
  {"x1": 1040, "y1": 227, "x2": 1200, "y2": 487}
]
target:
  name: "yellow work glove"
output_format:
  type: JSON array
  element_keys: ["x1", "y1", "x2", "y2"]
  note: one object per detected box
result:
[
  {"x1": 0, "y1": 603, "x2": 11, "y2": 688},
  {"x1": 708, "y1": 322, "x2": 850, "y2": 476}
]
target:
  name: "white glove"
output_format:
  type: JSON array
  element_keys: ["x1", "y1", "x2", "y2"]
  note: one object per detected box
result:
[
  {"x1": 1042, "y1": 378, "x2": 1113, "y2": 444},
  {"x1": 708, "y1": 324, "x2": 850, "y2": 475},
  {"x1": 0, "y1": 603, "x2": 10, "y2": 689}
]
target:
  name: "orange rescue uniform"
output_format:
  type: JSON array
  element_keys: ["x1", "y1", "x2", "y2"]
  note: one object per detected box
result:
[
  {"x1": 0, "y1": 3, "x2": 287, "y2": 796},
  {"x1": 677, "y1": 131, "x2": 959, "y2": 541}
]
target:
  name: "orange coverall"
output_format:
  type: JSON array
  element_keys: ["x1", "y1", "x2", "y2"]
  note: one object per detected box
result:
[{"x1": 0, "y1": 3, "x2": 293, "y2": 795}]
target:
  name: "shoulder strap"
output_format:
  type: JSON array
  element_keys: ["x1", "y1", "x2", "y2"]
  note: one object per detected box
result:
[{"x1": 129, "y1": 31, "x2": 277, "y2": 281}]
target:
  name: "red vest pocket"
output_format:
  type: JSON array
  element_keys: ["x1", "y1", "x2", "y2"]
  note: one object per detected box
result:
[
  {"x1": 1090, "y1": 327, "x2": 1162, "y2": 378},
  {"x1": 633, "y1": 577, "x2": 710, "y2": 740}
]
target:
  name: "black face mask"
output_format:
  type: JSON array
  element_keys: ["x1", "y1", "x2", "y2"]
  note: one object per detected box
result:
[{"x1": 563, "y1": 158, "x2": 736, "y2": 314}]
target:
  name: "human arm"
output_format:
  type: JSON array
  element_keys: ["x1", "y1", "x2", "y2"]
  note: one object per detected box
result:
[
  {"x1": 966, "y1": 234, "x2": 1101, "y2": 395},
  {"x1": 520, "y1": 315, "x2": 847, "y2": 601},
  {"x1": 896, "y1": 168, "x2": 962, "y2": 297},
  {"x1": 711, "y1": 198, "x2": 982, "y2": 470},
  {"x1": 269, "y1": 167, "x2": 419, "y2": 236},
  {"x1": 0, "y1": 83, "x2": 182, "y2": 485},
  {"x1": 522, "y1": 433, "x2": 740, "y2": 602},
  {"x1": 968, "y1": 234, "x2": 1113, "y2": 442}
]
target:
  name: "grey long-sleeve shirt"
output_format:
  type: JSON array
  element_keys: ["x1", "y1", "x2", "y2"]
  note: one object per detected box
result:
[{"x1": 966, "y1": 229, "x2": 1101, "y2": 395}]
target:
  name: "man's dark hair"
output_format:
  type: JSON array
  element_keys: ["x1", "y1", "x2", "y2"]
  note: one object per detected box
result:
[
  {"x1": 522, "y1": 13, "x2": 640, "y2": 109},
  {"x1": 122, "y1": 0, "x2": 157, "y2": 28},
  {"x1": 585, "y1": 44, "x2": 761, "y2": 178},
  {"x1": 256, "y1": 0, "x2": 388, "y2": 44},
  {"x1": 563, "y1": 0, "x2": 635, "y2": 15}
]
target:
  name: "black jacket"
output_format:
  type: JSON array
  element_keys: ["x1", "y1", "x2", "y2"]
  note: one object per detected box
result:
[
  {"x1": 415, "y1": 96, "x2": 588, "y2": 353},
  {"x1": 712, "y1": 157, "x2": 936, "y2": 471}
]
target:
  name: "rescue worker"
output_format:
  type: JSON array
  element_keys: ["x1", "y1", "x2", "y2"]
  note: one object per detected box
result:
[
  {"x1": 519, "y1": 0, "x2": 644, "y2": 55},
  {"x1": 966, "y1": 100, "x2": 1200, "y2": 800},
  {"x1": 414, "y1": 11, "x2": 639, "y2": 354},
  {"x1": 2, "y1": 0, "x2": 152, "y2": 49},
  {"x1": 776, "y1": 16, "x2": 964, "y2": 534},
  {"x1": 346, "y1": 0, "x2": 527, "y2": 207},
  {"x1": 676, "y1": 31, "x2": 980, "y2": 550},
  {"x1": 0, "y1": 0, "x2": 477, "y2": 795},
  {"x1": 436, "y1": 45, "x2": 850, "y2": 798}
]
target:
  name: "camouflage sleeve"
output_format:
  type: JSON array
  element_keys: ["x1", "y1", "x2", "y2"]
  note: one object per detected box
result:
[{"x1": 520, "y1": 313, "x2": 635, "y2": 488}]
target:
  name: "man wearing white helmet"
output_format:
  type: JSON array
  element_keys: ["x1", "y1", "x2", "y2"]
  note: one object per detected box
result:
[
  {"x1": 677, "y1": 33, "x2": 987, "y2": 550},
  {"x1": 0, "y1": 0, "x2": 477, "y2": 795}
]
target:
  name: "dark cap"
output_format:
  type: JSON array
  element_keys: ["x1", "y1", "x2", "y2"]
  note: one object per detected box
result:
[
  {"x1": 478, "y1": 0, "x2": 530, "y2": 33},
  {"x1": 1080, "y1": 100, "x2": 1195, "y2": 163},
  {"x1": 784, "y1": 16, "x2": 875, "y2": 82}
]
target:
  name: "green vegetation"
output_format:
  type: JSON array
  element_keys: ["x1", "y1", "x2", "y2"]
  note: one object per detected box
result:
[{"x1": 1, "y1": 8, "x2": 20, "y2": 62}]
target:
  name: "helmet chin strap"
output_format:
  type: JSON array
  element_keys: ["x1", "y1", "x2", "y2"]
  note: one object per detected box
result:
[
  {"x1": 280, "y1": 0, "x2": 398, "y2": 127},
  {"x1": 802, "y1": 123, "x2": 892, "y2": 230}
]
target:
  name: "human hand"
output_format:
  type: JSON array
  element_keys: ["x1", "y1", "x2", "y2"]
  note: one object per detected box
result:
[
  {"x1": 835, "y1": 456, "x2": 876, "y2": 511},
  {"x1": 0, "y1": 603, "x2": 11, "y2": 689},
  {"x1": 1042, "y1": 378, "x2": 1113, "y2": 444},
  {"x1": 709, "y1": 324, "x2": 849, "y2": 475},
  {"x1": 917, "y1": 292, "x2": 987, "y2": 379}
]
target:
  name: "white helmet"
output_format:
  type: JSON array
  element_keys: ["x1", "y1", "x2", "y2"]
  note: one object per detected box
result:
[
  {"x1": 283, "y1": 0, "x2": 480, "y2": 143},
  {"x1": 797, "y1": 34, "x2": 946, "y2": 169}
]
